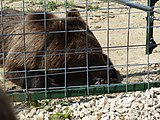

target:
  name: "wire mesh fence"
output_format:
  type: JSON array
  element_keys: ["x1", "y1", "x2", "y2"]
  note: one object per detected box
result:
[{"x1": 0, "y1": 0, "x2": 160, "y2": 102}]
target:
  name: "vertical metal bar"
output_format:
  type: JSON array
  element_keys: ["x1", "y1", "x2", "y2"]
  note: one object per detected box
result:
[
  {"x1": 146, "y1": 0, "x2": 155, "y2": 55},
  {"x1": 64, "y1": 0, "x2": 68, "y2": 97},
  {"x1": 85, "y1": 0, "x2": 89, "y2": 95},
  {"x1": 0, "y1": 0, "x2": 6, "y2": 89},
  {"x1": 146, "y1": 1, "x2": 151, "y2": 117},
  {"x1": 43, "y1": 0, "x2": 47, "y2": 98},
  {"x1": 22, "y1": 0, "x2": 28, "y2": 92},
  {"x1": 146, "y1": 0, "x2": 152, "y2": 90},
  {"x1": 22, "y1": 1, "x2": 28, "y2": 119},
  {"x1": 107, "y1": 0, "x2": 110, "y2": 93},
  {"x1": 126, "y1": 7, "x2": 131, "y2": 93}
]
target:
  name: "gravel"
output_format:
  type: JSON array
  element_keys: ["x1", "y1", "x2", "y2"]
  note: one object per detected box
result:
[{"x1": 16, "y1": 87, "x2": 160, "y2": 120}]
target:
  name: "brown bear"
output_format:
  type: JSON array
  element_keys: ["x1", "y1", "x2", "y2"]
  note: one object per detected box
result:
[
  {"x1": 0, "y1": 9, "x2": 122, "y2": 89},
  {"x1": 0, "y1": 87, "x2": 17, "y2": 120}
]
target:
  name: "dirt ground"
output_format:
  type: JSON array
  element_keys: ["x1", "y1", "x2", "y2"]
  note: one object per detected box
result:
[{"x1": 1, "y1": 0, "x2": 160, "y2": 89}]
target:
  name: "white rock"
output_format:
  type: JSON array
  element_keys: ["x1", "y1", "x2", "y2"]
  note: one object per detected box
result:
[
  {"x1": 151, "y1": 64, "x2": 156, "y2": 68},
  {"x1": 72, "y1": 103, "x2": 79, "y2": 110},
  {"x1": 91, "y1": 115, "x2": 98, "y2": 120},
  {"x1": 90, "y1": 99, "x2": 96, "y2": 106},
  {"x1": 82, "y1": 116, "x2": 90, "y2": 120},
  {"x1": 19, "y1": 113, "x2": 26, "y2": 120},
  {"x1": 81, "y1": 108, "x2": 90, "y2": 115},
  {"x1": 127, "y1": 96, "x2": 135, "y2": 103},
  {"x1": 101, "y1": 116, "x2": 109, "y2": 120},
  {"x1": 79, "y1": 112, "x2": 85, "y2": 118},
  {"x1": 15, "y1": 87, "x2": 160, "y2": 120},
  {"x1": 36, "y1": 112, "x2": 44, "y2": 120},
  {"x1": 116, "y1": 108, "x2": 128, "y2": 114},
  {"x1": 141, "y1": 68, "x2": 146, "y2": 73},
  {"x1": 115, "y1": 116, "x2": 121, "y2": 120},
  {"x1": 157, "y1": 95, "x2": 160, "y2": 101},
  {"x1": 156, "y1": 108, "x2": 160, "y2": 113},
  {"x1": 102, "y1": 109, "x2": 109, "y2": 113},
  {"x1": 56, "y1": 104, "x2": 62, "y2": 108},
  {"x1": 99, "y1": 97, "x2": 108, "y2": 108},
  {"x1": 153, "y1": 112, "x2": 160, "y2": 118},
  {"x1": 108, "y1": 98, "x2": 113, "y2": 103},
  {"x1": 77, "y1": 105, "x2": 83, "y2": 111},
  {"x1": 110, "y1": 115, "x2": 115, "y2": 120},
  {"x1": 110, "y1": 100, "x2": 116, "y2": 108},
  {"x1": 84, "y1": 102, "x2": 91, "y2": 108},
  {"x1": 28, "y1": 108, "x2": 37, "y2": 117}
]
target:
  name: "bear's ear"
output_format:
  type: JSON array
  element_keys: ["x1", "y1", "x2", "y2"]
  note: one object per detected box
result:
[
  {"x1": 25, "y1": 12, "x2": 44, "y2": 21},
  {"x1": 67, "y1": 9, "x2": 80, "y2": 17},
  {"x1": 25, "y1": 11, "x2": 57, "y2": 23},
  {"x1": 25, "y1": 11, "x2": 54, "y2": 21}
]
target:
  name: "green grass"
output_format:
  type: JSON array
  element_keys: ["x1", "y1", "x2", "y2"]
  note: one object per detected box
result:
[
  {"x1": 7, "y1": 0, "x2": 20, "y2": 3},
  {"x1": 27, "y1": 99, "x2": 50, "y2": 107},
  {"x1": 64, "y1": 1, "x2": 75, "y2": 9},
  {"x1": 4, "y1": 6, "x2": 10, "y2": 9},
  {"x1": 29, "y1": 1, "x2": 75, "y2": 11},
  {"x1": 25, "y1": 99, "x2": 72, "y2": 120},
  {"x1": 46, "y1": 1, "x2": 61, "y2": 11},
  {"x1": 30, "y1": 0, "x2": 43, "y2": 5},
  {"x1": 3, "y1": 0, "x2": 76, "y2": 12},
  {"x1": 46, "y1": 1, "x2": 75, "y2": 11},
  {"x1": 49, "y1": 107, "x2": 72, "y2": 120},
  {"x1": 89, "y1": 5, "x2": 100, "y2": 11}
]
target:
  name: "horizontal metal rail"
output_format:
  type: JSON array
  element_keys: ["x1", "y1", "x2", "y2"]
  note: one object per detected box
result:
[
  {"x1": 113, "y1": 0, "x2": 152, "y2": 11},
  {"x1": 8, "y1": 81, "x2": 160, "y2": 102}
]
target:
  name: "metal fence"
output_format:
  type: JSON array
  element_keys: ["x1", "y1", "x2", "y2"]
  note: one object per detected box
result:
[{"x1": 0, "y1": 0, "x2": 160, "y2": 102}]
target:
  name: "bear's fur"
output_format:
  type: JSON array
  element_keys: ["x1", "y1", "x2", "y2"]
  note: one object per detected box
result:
[{"x1": 0, "y1": 9, "x2": 122, "y2": 88}]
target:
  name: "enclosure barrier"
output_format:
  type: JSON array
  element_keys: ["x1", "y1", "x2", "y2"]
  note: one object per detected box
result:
[
  {"x1": 8, "y1": 82, "x2": 160, "y2": 102},
  {"x1": 0, "y1": 0, "x2": 160, "y2": 102}
]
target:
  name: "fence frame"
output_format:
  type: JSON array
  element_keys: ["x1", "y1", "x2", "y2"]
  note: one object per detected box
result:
[{"x1": 0, "y1": 0, "x2": 159, "y2": 102}]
